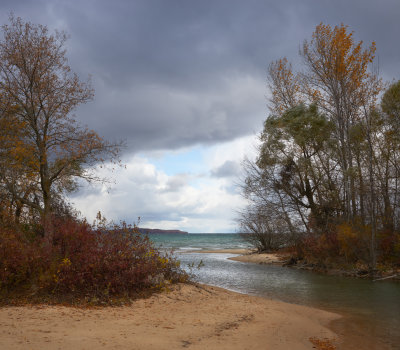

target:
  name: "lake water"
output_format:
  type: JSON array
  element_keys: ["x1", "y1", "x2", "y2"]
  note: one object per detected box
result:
[{"x1": 148, "y1": 233, "x2": 400, "y2": 349}]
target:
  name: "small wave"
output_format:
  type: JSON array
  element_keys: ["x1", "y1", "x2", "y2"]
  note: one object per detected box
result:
[{"x1": 178, "y1": 247, "x2": 202, "y2": 251}]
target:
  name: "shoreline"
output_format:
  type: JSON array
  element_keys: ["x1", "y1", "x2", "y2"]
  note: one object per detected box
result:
[
  {"x1": 1, "y1": 283, "x2": 341, "y2": 350},
  {"x1": 192, "y1": 249, "x2": 400, "y2": 281}
]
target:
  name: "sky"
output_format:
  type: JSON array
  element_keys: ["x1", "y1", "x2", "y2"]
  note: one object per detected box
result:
[{"x1": 1, "y1": 0, "x2": 399, "y2": 232}]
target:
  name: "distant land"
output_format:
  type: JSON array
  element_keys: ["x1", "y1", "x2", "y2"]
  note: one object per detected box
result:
[{"x1": 138, "y1": 228, "x2": 188, "y2": 235}]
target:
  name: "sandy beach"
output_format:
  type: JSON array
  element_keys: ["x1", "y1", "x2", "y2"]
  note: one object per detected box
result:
[{"x1": 0, "y1": 283, "x2": 340, "y2": 350}]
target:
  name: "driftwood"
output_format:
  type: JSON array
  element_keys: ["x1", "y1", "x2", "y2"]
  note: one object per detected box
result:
[{"x1": 373, "y1": 274, "x2": 399, "y2": 282}]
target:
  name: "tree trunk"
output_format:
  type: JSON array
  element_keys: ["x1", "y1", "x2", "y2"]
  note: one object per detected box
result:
[
  {"x1": 366, "y1": 115, "x2": 377, "y2": 273},
  {"x1": 356, "y1": 152, "x2": 366, "y2": 226}
]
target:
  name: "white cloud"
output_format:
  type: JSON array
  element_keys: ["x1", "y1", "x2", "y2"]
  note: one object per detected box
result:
[{"x1": 69, "y1": 143, "x2": 251, "y2": 232}]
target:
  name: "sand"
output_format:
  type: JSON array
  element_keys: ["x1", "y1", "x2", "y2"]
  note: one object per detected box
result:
[
  {"x1": 190, "y1": 248, "x2": 284, "y2": 265},
  {"x1": 0, "y1": 283, "x2": 340, "y2": 350},
  {"x1": 228, "y1": 252, "x2": 283, "y2": 264},
  {"x1": 188, "y1": 248, "x2": 252, "y2": 254}
]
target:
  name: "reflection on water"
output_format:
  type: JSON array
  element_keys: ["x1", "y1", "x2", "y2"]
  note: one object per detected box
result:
[{"x1": 177, "y1": 252, "x2": 400, "y2": 348}]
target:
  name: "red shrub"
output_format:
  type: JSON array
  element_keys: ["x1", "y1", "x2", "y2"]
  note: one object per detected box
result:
[
  {"x1": 0, "y1": 217, "x2": 187, "y2": 303},
  {"x1": 378, "y1": 230, "x2": 400, "y2": 265},
  {"x1": 0, "y1": 226, "x2": 42, "y2": 291},
  {"x1": 301, "y1": 231, "x2": 341, "y2": 265}
]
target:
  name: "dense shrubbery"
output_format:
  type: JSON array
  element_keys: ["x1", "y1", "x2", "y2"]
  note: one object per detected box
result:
[
  {"x1": 240, "y1": 212, "x2": 400, "y2": 272},
  {"x1": 299, "y1": 223, "x2": 400, "y2": 270},
  {"x1": 0, "y1": 216, "x2": 187, "y2": 304}
]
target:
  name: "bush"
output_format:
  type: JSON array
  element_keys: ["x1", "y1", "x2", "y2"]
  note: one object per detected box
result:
[
  {"x1": 299, "y1": 223, "x2": 400, "y2": 269},
  {"x1": 0, "y1": 225, "x2": 42, "y2": 293},
  {"x1": 0, "y1": 216, "x2": 188, "y2": 304},
  {"x1": 238, "y1": 206, "x2": 297, "y2": 252},
  {"x1": 378, "y1": 229, "x2": 400, "y2": 266},
  {"x1": 301, "y1": 231, "x2": 341, "y2": 266},
  {"x1": 240, "y1": 231, "x2": 287, "y2": 252}
]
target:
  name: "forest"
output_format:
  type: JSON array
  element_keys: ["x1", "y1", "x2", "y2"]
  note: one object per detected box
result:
[{"x1": 240, "y1": 24, "x2": 400, "y2": 275}]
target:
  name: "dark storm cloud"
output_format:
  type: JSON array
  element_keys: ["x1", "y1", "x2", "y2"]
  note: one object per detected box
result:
[{"x1": 1, "y1": 0, "x2": 399, "y2": 154}]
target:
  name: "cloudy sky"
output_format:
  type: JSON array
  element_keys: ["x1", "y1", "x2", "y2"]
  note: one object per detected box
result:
[{"x1": 1, "y1": 0, "x2": 399, "y2": 232}]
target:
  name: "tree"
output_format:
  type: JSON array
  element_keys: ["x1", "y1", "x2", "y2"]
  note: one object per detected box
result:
[
  {"x1": 0, "y1": 16, "x2": 120, "y2": 230},
  {"x1": 0, "y1": 95, "x2": 36, "y2": 223},
  {"x1": 238, "y1": 155, "x2": 304, "y2": 253},
  {"x1": 381, "y1": 80, "x2": 400, "y2": 130},
  {"x1": 258, "y1": 104, "x2": 338, "y2": 230},
  {"x1": 239, "y1": 203, "x2": 290, "y2": 252},
  {"x1": 379, "y1": 81, "x2": 400, "y2": 246},
  {"x1": 241, "y1": 24, "x2": 398, "y2": 271}
]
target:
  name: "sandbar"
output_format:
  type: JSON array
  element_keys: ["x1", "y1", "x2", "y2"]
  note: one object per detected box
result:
[
  {"x1": 188, "y1": 248, "x2": 252, "y2": 254},
  {"x1": 229, "y1": 252, "x2": 284, "y2": 264},
  {"x1": 188, "y1": 248, "x2": 284, "y2": 265}
]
